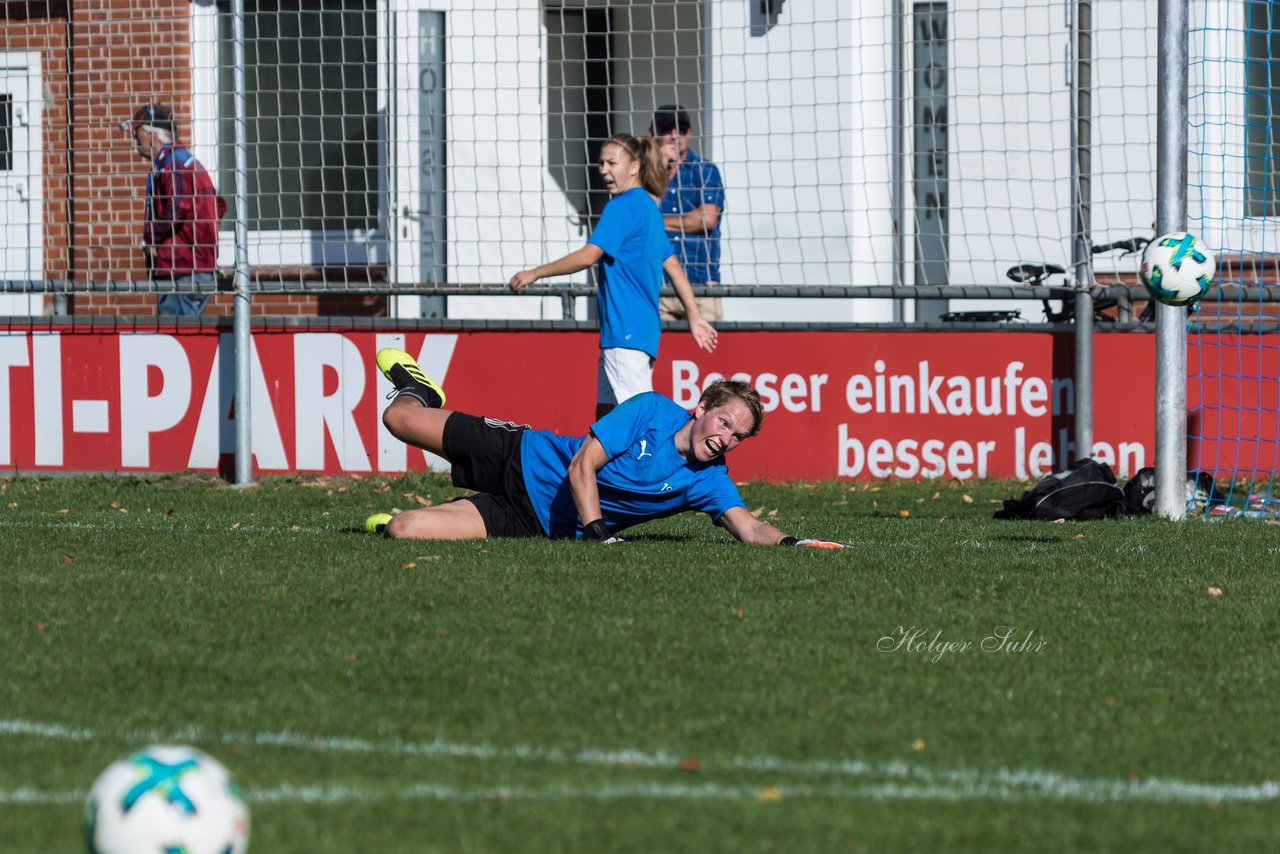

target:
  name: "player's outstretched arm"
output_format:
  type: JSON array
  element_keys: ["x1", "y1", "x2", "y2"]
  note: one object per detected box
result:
[
  {"x1": 718, "y1": 506, "x2": 847, "y2": 548},
  {"x1": 567, "y1": 435, "x2": 623, "y2": 542},
  {"x1": 663, "y1": 255, "x2": 718, "y2": 353},
  {"x1": 719, "y1": 506, "x2": 790, "y2": 545},
  {"x1": 510, "y1": 244, "x2": 605, "y2": 293}
]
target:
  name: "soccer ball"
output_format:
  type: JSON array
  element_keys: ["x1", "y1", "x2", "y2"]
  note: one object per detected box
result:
[
  {"x1": 85, "y1": 745, "x2": 250, "y2": 854},
  {"x1": 1140, "y1": 231, "x2": 1216, "y2": 307}
]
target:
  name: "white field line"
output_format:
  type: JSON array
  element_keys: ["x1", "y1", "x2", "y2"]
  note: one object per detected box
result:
[
  {"x1": 2, "y1": 718, "x2": 1277, "y2": 805},
  {"x1": 0, "y1": 518, "x2": 322, "y2": 534},
  {"x1": 0, "y1": 780, "x2": 1208, "y2": 807},
  {"x1": 3, "y1": 778, "x2": 1276, "y2": 807},
  {"x1": 0, "y1": 787, "x2": 83, "y2": 805}
]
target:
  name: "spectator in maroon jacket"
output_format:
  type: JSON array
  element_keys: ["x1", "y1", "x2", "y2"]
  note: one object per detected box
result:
[{"x1": 121, "y1": 103, "x2": 227, "y2": 316}]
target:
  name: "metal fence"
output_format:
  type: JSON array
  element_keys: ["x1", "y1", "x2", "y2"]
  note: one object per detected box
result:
[
  {"x1": 1, "y1": 2, "x2": 1273, "y2": 317},
  {"x1": 3, "y1": 1, "x2": 1279, "y2": 505},
  {"x1": 0, "y1": 1, "x2": 1161, "y2": 319}
]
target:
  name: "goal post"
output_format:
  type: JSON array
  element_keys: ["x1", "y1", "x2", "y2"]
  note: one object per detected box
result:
[{"x1": 1154, "y1": 0, "x2": 1189, "y2": 520}]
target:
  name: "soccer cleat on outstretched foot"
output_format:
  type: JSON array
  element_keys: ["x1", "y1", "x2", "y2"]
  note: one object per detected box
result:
[
  {"x1": 365, "y1": 512, "x2": 393, "y2": 535},
  {"x1": 376, "y1": 348, "x2": 446, "y2": 408}
]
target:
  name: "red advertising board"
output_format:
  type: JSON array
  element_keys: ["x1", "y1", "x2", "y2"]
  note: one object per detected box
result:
[{"x1": 0, "y1": 326, "x2": 1265, "y2": 480}]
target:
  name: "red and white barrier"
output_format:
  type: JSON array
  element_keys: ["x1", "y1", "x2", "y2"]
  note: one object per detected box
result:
[{"x1": 0, "y1": 327, "x2": 1263, "y2": 480}]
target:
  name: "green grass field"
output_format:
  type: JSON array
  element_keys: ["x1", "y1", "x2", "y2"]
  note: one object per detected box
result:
[{"x1": 2, "y1": 473, "x2": 1278, "y2": 852}]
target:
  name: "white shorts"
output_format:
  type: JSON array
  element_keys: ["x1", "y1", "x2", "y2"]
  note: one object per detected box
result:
[{"x1": 597, "y1": 348, "x2": 655, "y2": 406}]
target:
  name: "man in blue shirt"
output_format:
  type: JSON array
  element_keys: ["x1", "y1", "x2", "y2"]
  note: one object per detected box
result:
[
  {"x1": 650, "y1": 105, "x2": 725, "y2": 322},
  {"x1": 368, "y1": 348, "x2": 842, "y2": 548}
]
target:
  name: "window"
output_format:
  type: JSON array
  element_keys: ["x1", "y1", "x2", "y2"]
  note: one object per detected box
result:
[
  {"x1": 545, "y1": 6, "x2": 613, "y2": 226},
  {"x1": 0, "y1": 94, "x2": 11, "y2": 172},
  {"x1": 751, "y1": 0, "x2": 787, "y2": 37},
  {"x1": 1246, "y1": 0, "x2": 1280, "y2": 217},
  {"x1": 216, "y1": 1, "x2": 378, "y2": 234},
  {"x1": 914, "y1": 2, "x2": 948, "y2": 285}
]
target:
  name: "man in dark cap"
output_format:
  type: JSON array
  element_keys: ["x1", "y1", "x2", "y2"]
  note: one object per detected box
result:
[
  {"x1": 649, "y1": 104, "x2": 725, "y2": 322},
  {"x1": 121, "y1": 102, "x2": 226, "y2": 316}
]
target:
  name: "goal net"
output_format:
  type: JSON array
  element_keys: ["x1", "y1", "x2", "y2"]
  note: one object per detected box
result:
[{"x1": 1185, "y1": 0, "x2": 1280, "y2": 516}]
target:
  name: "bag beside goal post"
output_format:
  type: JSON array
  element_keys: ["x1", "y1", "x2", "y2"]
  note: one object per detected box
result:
[{"x1": 994, "y1": 459, "x2": 1127, "y2": 522}]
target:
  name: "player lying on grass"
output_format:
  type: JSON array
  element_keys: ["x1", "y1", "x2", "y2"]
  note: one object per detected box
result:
[{"x1": 369, "y1": 348, "x2": 843, "y2": 547}]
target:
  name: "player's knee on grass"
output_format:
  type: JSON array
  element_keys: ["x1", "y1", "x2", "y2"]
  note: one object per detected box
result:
[
  {"x1": 384, "y1": 504, "x2": 489, "y2": 541},
  {"x1": 383, "y1": 510, "x2": 421, "y2": 540}
]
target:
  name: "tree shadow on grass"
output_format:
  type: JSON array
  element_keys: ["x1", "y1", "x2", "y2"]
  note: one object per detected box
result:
[
  {"x1": 991, "y1": 534, "x2": 1074, "y2": 544},
  {"x1": 620, "y1": 532, "x2": 738, "y2": 544}
]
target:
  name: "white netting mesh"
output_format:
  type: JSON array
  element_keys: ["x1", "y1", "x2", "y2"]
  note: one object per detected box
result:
[
  {"x1": 5, "y1": 0, "x2": 1280, "y2": 488},
  {"x1": 0, "y1": 1, "x2": 1267, "y2": 324}
]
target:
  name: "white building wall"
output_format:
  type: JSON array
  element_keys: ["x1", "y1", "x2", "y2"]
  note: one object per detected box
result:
[
  {"x1": 443, "y1": 0, "x2": 584, "y2": 319},
  {"x1": 708, "y1": 0, "x2": 878, "y2": 320},
  {"x1": 444, "y1": 0, "x2": 1243, "y2": 322},
  {"x1": 922, "y1": 0, "x2": 1163, "y2": 320}
]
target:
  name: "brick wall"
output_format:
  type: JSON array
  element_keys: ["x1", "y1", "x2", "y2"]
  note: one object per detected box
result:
[
  {"x1": 1, "y1": 1, "x2": 387, "y2": 319},
  {"x1": 74, "y1": 0, "x2": 196, "y2": 284},
  {"x1": 70, "y1": 293, "x2": 389, "y2": 317}
]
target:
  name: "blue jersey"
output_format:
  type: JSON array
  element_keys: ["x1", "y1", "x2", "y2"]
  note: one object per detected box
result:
[
  {"x1": 519, "y1": 392, "x2": 745, "y2": 539},
  {"x1": 588, "y1": 187, "x2": 673, "y2": 359},
  {"x1": 659, "y1": 151, "x2": 724, "y2": 284}
]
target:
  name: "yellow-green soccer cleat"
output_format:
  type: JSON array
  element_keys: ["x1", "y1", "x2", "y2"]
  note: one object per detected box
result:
[
  {"x1": 375, "y1": 348, "x2": 446, "y2": 408},
  {"x1": 365, "y1": 512, "x2": 393, "y2": 535}
]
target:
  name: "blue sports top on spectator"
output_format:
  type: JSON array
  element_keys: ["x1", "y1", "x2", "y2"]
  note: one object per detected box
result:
[
  {"x1": 659, "y1": 151, "x2": 724, "y2": 284},
  {"x1": 588, "y1": 187, "x2": 673, "y2": 359},
  {"x1": 519, "y1": 392, "x2": 746, "y2": 539}
]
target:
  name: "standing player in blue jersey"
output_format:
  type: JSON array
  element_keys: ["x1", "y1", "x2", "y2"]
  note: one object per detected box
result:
[
  {"x1": 510, "y1": 133, "x2": 718, "y2": 419},
  {"x1": 367, "y1": 348, "x2": 844, "y2": 548}
]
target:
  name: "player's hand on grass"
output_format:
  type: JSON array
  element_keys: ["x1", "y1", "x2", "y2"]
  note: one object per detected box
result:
[
  {"x1": 779, "y1": 536, "x2": 847, "y2": 549},
  {"x1": 583, "y1": 519, "x2": 625, "y2": 544},
  {"x1": 690, "y1": 318, "x2": 718, "y2": 353}
]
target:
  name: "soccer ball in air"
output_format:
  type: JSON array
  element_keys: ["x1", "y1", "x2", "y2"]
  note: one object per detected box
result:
[
  {"x1": 1140, "y1": 231, "x2": 1216, "y2": 307},
  {"x1": 85, "y1": 745, "x2": 250, "y2": 854}
]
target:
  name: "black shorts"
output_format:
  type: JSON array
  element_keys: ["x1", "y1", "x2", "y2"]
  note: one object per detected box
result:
[{"x1": 442, "y1": 413, "x2": 544, "y2": 539}]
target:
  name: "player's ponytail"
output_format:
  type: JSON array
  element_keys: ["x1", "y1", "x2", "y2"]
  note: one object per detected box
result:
[
  {"x1": 634, "y1": 136, "x2": 669, "y2": 197},
  {"x1": 605, "y1": 133, "x2": 669, "y2": 197}
]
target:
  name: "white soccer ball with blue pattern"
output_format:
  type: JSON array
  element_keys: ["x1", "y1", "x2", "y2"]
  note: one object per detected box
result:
[
  {"x1": 1140, "y1": 231, "x2": 1216, "y2": 307},
  {"x1": 85, "y1": 745, "x2": 249, "y2": 854}
]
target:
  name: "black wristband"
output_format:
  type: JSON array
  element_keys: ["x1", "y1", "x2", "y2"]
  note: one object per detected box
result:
[
  {"x1": 779, "y1": 536, "x2": 800, "y2": 546},
  {"x1": 583, "y1": 519, "x2": 613, "y2": 541}
]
